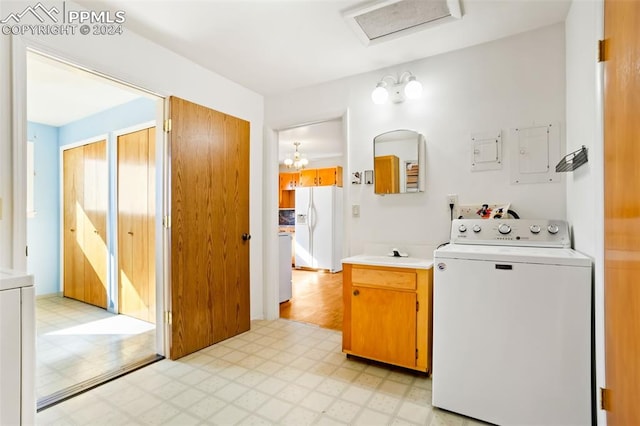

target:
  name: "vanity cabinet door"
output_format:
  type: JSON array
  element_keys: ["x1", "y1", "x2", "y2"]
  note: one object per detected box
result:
[
  {"x1": 342, "y1": 263, "x2": 432, "y2": 373},
  {"x1": 351, "y1": 286, "x2": 417, "y2": 368}
]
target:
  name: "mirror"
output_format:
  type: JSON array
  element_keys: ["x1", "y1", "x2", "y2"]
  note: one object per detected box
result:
[{"x1": 374, "y1": 129, "x2": 425, "y2": 194}]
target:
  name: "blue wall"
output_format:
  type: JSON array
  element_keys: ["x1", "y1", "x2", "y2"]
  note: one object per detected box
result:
[
  {"x1": 58, "y1": 98, "x2": 157, "y2": 147},
  {"x1": 28, "y1": 97, "x2": 156, "y2": 297},
  {"x1": 27, "y1": 122, "x2": 60, "y2": 296}
]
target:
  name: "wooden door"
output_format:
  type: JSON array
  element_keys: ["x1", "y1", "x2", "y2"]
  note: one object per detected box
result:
[
  {"x1": 604, "y1": 0, "x2": 640, "y2": 422},
  {"x1": 351, "y1": 286, "x2": 417, "y2": 368},
  {"x1": 118, "y1": 128, "x2": 156, "y2": 323},
  {"x1": 83, "y1": 140, "x2": 108, "y2": 308},
  {"x1": 169, "y1": 96, "x2": 250, "y2": 359},
  {"x1": 63, "y1": 146, "x2": 85, "y2": 301}
]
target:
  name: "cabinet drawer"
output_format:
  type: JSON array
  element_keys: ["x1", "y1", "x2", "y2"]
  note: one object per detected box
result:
[{"x1": 352, "y1": 267, "x2": 416, "y2": 290}]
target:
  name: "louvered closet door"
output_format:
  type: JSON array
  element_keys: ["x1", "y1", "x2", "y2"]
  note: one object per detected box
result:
[{"x1": 118, "y1": 128, "x2": 156, "y2": 323}]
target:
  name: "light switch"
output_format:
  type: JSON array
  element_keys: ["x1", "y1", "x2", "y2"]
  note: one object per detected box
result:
[{"x1": 352, "y1": 204, "x2": 360, "y2": 217}]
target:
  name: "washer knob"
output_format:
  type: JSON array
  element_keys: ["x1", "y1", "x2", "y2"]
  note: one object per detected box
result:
[
  {"x1": 472, "y1": 224, "x2": 482, "y2": 233},
  {"x1": 530, "y1": 225, "x2": 541, "y2": 234},
  {"x1": 498, "y1": 223, "x2": 511, "y2": 235},
  {"x1": 547, "y1": 224, "x2": 559, "y2": 234},
  {"x1": 458, "y1": 224, "x2": 467, "y2": 233}
]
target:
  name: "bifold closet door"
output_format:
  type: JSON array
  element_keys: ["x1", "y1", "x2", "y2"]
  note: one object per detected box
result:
[
  {"x1": 117, "y1": 128, "x2": 156, "y2": 324},
  {"x1": 63, "y1": 145, "x2": 85, "y2": 302},
  {"x1": 62, "y1": 140, "x2": 108, "y2": 309}
]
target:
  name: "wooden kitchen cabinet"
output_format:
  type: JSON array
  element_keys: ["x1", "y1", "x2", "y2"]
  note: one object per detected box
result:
[
  {"x1": 279, "y1": 172, "x2": 299, "y2": 208},
  {"x1": 342, "y1": 263, "x2": 433, "y2": 373},
  {"x1": 299, "y1": 166, "x2": 343, "y2": 187},
  {"x1": 374, "y1": 155, "x2": 400, "y2": 194}
]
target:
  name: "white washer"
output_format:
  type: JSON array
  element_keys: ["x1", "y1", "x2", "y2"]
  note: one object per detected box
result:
[
  {"x1": 432, "y1": 219, "x2": 592, "y2": 426},
  {"x1": 0, "y1": 269, "x2": 35, "y2": 426}
]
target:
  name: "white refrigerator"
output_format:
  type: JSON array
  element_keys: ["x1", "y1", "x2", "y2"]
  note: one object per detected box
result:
[{"x1": 295, "y1": 186, "x2": 343, "y2": 272}]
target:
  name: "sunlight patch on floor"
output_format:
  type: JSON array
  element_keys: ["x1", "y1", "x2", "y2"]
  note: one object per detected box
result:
[{"x1": 47, "y1": 314, "x2": 154, "y2": 336}]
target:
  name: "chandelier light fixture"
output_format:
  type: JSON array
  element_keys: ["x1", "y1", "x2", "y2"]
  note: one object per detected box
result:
[
  {"x1": 283, "y1": 141, "x2": 309, "y2": 170},
  {"x1": 371, "y1": 71, "x2": 423, "y2": 105}
]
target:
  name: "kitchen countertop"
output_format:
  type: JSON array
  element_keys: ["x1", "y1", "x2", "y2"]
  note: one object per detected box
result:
[{"x1": 342, "y1": 255, "x2": 433, "y2": 270}]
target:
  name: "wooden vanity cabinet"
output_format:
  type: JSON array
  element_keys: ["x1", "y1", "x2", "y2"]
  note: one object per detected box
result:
[
  {"x1": 342, "y1": 263, "x2": 433, "y2": 373},
  {"x1": 299, "y1": 166, "x2": 343, "y2": 187},
  {"x1": 374, "y1": 155, "x2": 400, "y2": 194}
]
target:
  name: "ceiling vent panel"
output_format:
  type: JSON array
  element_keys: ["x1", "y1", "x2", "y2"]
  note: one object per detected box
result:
[{"x1": 344, "y1": 0, "x2": 462, "y2": 46}]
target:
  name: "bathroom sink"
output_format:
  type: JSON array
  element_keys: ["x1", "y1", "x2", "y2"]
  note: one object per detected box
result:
[{"x1": 341, "y1": 255, "x2": 433, "y2": 269}]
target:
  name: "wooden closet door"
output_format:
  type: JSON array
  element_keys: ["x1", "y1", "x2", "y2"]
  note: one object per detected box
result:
[
  {"x1": 83, "y1": 140, "x2": 108, "y2": 308},
  {"x1": 604, "y1": 0, "x2": 640, "y2": 422},
  {"x1": 118, "y1": 128, "x2": 156, "y2": 323},
  {"x1": 63, "y1": 146, "x2": 85, "y2": 301},
  {"x1": 169, "y1": 96, "x2": 250, "y2": 360}
]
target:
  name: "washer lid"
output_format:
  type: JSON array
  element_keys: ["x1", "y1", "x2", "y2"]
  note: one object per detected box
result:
[
  {"x1": 0, "y1": 269, "x2": 34, "y2": 291},
  {"x1": 434, "y1": 244, "x2": 592, "y2": 267}
]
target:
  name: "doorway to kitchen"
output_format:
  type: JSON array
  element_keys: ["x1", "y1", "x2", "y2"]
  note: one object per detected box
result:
[
  {"x1": 277, "y1": 118, "x2": 345, "y2": 331},
  {"x1": 26, "y1": 51, "x2": 163, "y2": 408}
]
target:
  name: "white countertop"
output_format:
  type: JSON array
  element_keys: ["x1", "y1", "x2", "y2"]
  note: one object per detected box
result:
[
  {"x1": 342, "y1": 255, "x2": 433, "y2": 269},
  {"x1": 0, "y1": 268, "x2": 34, "y2": 291}
]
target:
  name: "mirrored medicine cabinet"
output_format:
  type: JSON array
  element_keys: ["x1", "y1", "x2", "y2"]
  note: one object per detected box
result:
[{"x1": 373, "y1": 129, "x2": 425, "y2": 195}]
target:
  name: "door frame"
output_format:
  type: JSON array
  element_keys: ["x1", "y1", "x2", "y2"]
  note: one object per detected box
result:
[
  {"x1": 12, "y1": 36, "x2": 168, "y2": 356},
  {"x1": 266, "y1": 112, "x2": 350, "y2": 319}
]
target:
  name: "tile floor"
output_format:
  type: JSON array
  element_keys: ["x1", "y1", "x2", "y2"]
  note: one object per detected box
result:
[
  {"x1": 37, "y1": 319, "x2": 485, "y2": 426},
  {"x1": 37, "y1": 295, "x2": 156, "y2": 400}
]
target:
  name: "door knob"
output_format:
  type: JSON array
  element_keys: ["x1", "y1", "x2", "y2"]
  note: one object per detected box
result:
[
  {"x1": 242, "y1": 233, "x2": 251, "y2": 241},
  {"x1": 353, "y1": 289, "x2": 360, "y2": 296}
]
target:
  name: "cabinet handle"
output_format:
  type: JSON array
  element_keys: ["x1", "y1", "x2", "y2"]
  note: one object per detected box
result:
[
  {"x1": 70, "y1": 228, "x2": 75, "y2": 232},
  {"x1": 319, "y1": 177, "x2": 322, "y2": 184},
  {"x1": 242, "y1": 233, "x2": 252, "y2": 241},
  {"x1": 128, "y1": 231, "x2": 134, "y2": 235},
  {"x1": 353, "y1": 289, "x2": 360, "y2": 296},
  {"x1": 94, "y1": 230, "x2": 99, "y2": 234}
]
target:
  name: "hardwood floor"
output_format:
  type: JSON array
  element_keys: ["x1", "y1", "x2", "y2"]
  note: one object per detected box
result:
[{"x1": 279, "y1": 269, "x2": 343, "y2": 331}]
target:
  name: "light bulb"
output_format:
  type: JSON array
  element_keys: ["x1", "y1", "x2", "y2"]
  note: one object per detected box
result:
[
  {"x1": 301, "y1": 158, "x2": 309, "y2": 166},
  {"x1": 284, "y1": 158, "x2": 293, "y2": 166},
  {"x1": 404, "y1": 76, "x2": 422, "y2": 99},
  {"x1": 371, "y1": 83, "x2": 389, "y2": 104}
]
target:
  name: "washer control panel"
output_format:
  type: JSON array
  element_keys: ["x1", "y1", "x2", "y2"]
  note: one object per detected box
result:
[{"x1": 451, "y1": 219, "x2": 570, "y2": 247}]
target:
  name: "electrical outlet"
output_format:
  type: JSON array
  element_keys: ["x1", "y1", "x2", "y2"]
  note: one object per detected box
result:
[{"x1": 447, "y1": 194, "x2": 458, "y2": 206}]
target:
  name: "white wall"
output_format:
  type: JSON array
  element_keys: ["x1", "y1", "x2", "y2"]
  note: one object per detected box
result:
[
  {"x1": 565, "y1": 1, "x2": 605, "y2": 424},
  {"x1": 0, "y1": 1, "x2": 266, "y2": 319},
  {"x1": 267, "y1": 23, "x2": 567, "y2": 258}
]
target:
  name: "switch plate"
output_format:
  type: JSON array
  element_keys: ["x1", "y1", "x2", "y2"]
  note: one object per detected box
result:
[{"x1": 352, "y1": 204, "x2": 360, "y2": 217}]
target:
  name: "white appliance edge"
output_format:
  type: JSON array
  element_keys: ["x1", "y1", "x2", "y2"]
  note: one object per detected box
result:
[{"x1": 294, "y1": 186, "x2": 343, "y2": 272}]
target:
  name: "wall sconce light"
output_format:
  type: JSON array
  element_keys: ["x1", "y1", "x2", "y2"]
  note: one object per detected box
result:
[{"x1": 371, "y1": 71, "x2": 423, "y2": 104}]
